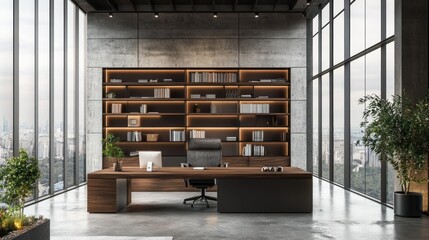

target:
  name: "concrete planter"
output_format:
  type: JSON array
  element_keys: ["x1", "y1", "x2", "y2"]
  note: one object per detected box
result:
[
  {"x1": 394, "y1": 192, "x2": 422, "y2": 217},
  {"x1": 2, "y1": 219, "x2": 50, "y2": 240}
]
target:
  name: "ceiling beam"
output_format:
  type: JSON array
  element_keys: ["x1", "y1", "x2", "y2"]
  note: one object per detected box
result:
[
  {"x1": 212, "y1": 0, "x2": 216, "y2": 11},
  {"x1": 273, "y1": 0, "x2": 281, "y2": 11},
  {"x1": 289, "y1": 0, "x2": 298, "y2": 10},
  {"x1": 147, "y1": 0, "x2": 155, "y2": 11},
  {"x1": 233, "y1": 0, "x2": 238, "y2": 11},
  {"x1": 252, "y1": 0, "x2": 259, "y2": 11},
  {"x1": 127, "y1": 0, "x2": 136, "y2": 11},
  {"x1": 107, "y1": 0, "x2": 119, "y2": 11},
  {"x1": 170, "y1": 0, "x2": 176, "y2": 11}
]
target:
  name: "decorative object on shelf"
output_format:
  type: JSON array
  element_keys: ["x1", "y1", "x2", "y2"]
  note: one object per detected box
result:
[
  {"x1": 190, "y1": 130, "x2": 205, "y2": 139},
  {"x1": 128, "y1": 116, "x2": 140, "y2": 127},
  {"x1": 102, "y1": 133, "x2": 125, "y2": 171},
  {"x1": 190, "y1": 94, "x2": 201, "y2": 98},
  {"x1": 261, "y1": 166, "x2": 283, "y2": 172},
  {"x1": 138, "y1": 79, "x2": 148, "y2": 83},
  {"x1": 146, "y1": 134, "x2": 159, "y2": 142},
  {"x1": 271, "y1": 116, "x2": 278, "y2": 126},
  {"x1": 0, "y1": 149, "x2": 49, "y2": 239},
  {"x1": 193, "y1": 104, "x2": 201, "y2": 113},
  {"x1": 359, "y1": 93, "x2": 429, "y2": 217},
  {"x1": 242, "y1": 144, "x2": 252, "y2": 156},
  {"x1": 163, "y1": 78, "x2": 173, "y2": 82},
  {"x1": 149, "y1": 79, "x2": 158, "y2": 82},
  {"x1": 110, "y1": 78, "x2": 122, "y2": 83},
  {"x1": 106, "y1": 91, "x2": 116, "y2": 98}
]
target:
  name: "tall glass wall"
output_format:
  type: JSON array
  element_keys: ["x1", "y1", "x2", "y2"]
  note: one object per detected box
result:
[
  {"x1": 0, "y1": 0, "x2": 14, "y2": 166},
  {"x1": 0, "y1": 0, "x2": 86, "y2": 203},
  {"x1": 311, "y1": 0, "x2": 395, "y2": 203}
]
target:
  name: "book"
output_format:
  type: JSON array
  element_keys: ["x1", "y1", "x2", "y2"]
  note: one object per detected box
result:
[{"x1": 138, "y1": 79, "x2": 148, "y2": 83}]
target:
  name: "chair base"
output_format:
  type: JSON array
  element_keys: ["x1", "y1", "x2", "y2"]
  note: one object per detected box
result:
[{"x1": 183, "y1": 188, "x2": 217, "y2": 208}]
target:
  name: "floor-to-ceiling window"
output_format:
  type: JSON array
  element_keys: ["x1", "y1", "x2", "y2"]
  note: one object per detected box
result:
[
  {"x1": 0, "y1": 0, "x2": 86, "y2": 203},
  {"x1": 0, "y1": 0, "x2": 14, "y2": 166},
  {"x1": 310, "y1": 0, "x2": 395, "y2": 204}
]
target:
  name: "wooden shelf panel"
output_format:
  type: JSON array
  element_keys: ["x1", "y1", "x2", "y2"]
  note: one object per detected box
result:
[
  {"x1": 103, "y1": 82, "x2": 186, "y2": 86},
  {"x1": 187, "y1": 98, "x2": 289, "y2": 101}
]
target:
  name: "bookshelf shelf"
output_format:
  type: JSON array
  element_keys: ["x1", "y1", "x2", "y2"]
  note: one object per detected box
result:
[{"x1": 103, "y1": 68, "x2": 291, "y2": 170}]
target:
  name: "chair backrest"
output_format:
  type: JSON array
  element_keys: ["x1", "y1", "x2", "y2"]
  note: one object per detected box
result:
[{"x1": 187, "y1": 138, "x2": 222, "y2": 167}]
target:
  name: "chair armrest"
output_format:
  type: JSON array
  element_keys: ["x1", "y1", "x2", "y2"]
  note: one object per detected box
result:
[{"x1": 220, "y1": 162, "x2": 229, "y2": 167}]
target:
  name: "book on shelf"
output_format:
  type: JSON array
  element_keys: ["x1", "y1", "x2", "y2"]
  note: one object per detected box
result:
[
  {"x1": 190, "y1": 130, "x2": 205, "y2": 139},
  {"x1": 111, "y1": 103, "x2": 122, "y2": 113},
  {"x1": 253, "y1": 145, "x2": 265, "y2": 156},
  {"x1": 252, "y1": 130, "x2": 264, "y2": 142},
  {"x1": 206, "y1": 94, "x2": 216, "y2": 99},
  {"x1": 190, "y1": 72, "x2": 238, "y2": 83},
  {"x1": 149, "y1": 79, "x2": 158, "y2": 82},
  {"x1": 154, "y1": 88, "x2": 170, "y2": 98},
  {"x1": 240, "y1": 103, "x2": 270, "y2": 113},
  {"x1": 257, "y1": 96, "x2": 269, "y2": 98},
  {"x1": 127, "y1": 131, "x2": 142, "y2": 142},
  {"x1": 138, "y1": 79, "x2": 148, "y2": 83},
  {"x1": 225, "y1": 89, "x2": 238, "y2": 98},
  {"x1": 226, "y1": 136, "x2": 237, "y2": 142},
  {"x1": 240, "y1": 94, "x2": 252, "y2": 98},
  {"x1": 169, "y1": 130, "x2": 185, "y2": 142},
  {"x1": 190, "y1": 94, "x2": 201, "y2": 98}
]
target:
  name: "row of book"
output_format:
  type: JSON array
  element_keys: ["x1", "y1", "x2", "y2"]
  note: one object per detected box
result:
[
  {"x1": 169, "y1": 130, "x2": 185, "y2": 142},
  {"x1": 127, "y1": 131, "x2": 143, "y2": 142},
  {"x1": 189, "y1": 130, "x2": 205, "y2": 139},
  {"x1": 242, "y1": 144, "x2": 265, "y2": 156},
  {"x1": 154, "y1": 88, "x2": 170, "y2": 98},
  {"x1": 240, "y1": 103, "x2": 270, "y2": 113},
  {"x1": 111, "y1": 104, "x2": 123, "y2": 113},
  {"x1": 252, "y1": 130, "x2": 264, "y2": 142},
  {"x1": 190, "y1": 72, "x2": 238, "y2": 83}
]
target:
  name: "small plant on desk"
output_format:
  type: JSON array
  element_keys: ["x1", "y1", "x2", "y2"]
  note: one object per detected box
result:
[{"x1": 102, "y1": 133, "x2": 125, "y2": 171}]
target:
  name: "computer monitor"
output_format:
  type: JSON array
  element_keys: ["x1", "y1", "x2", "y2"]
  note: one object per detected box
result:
[{"x1": 139, "y1": 151, "x2": 162, "y2": 171}]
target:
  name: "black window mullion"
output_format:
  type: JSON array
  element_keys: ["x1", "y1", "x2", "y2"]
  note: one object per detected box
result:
[
  {"x1": 380, "y1": 0, "x2": 387, "y2": 204},
  {"x1": 343, "y1": 0, "x2": 351, "y2": 189},
  {"x1": 74, "y1": 6, "x2": 80, "y2": 186},
  {"x1": 63, "y1": 0, "x2": 68, "y2": 190},
  {"x1": 34, "y1": 0, "x2": 39, "y2": 199}
]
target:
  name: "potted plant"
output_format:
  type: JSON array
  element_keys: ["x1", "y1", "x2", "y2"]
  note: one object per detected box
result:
[
  {"x1": 106, "y1": 91, "x2": 116, "y2": 98},
  {"x1": 359, "y1": 93, "x2": 429, "y2": 217},
  {"x1": 102, "y1": 133, "x2": 125, "y2": 171},
  {"x1": 0, "y1": 149, "x2": 50, "y2": 239}
]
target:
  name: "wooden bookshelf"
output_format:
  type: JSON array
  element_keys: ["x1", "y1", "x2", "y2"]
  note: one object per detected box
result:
[{"x1": 103, "y1": 68, "x2": 291, "y2": 191}]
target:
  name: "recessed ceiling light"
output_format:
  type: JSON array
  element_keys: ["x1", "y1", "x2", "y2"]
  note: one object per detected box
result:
[
  {"x1": 255, "y1": 13, "x2": 259, "y2": 18},
  {"x1": 154, "y1": 12, "x2": 159, "y2": 18},
  {"x1": 213, "y1": 12, "x2": 218, "y2": 18},
  {"x1": 109, "y1": 12, "x2": 113, "y2": 18}
]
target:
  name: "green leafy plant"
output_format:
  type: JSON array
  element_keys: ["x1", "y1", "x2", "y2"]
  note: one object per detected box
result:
[
  {"x1": 359, "y1": 93, "x2": 429, "y2": 194},
  {"x1": 0, "y1": 149, "x2": 41, "y2": 215},
  {"x1": 102, "y1": 133, "x2": 125, "y2": 161},
  {"x1": 106, "y1": 91, "x2": 116, "y2": 98}
]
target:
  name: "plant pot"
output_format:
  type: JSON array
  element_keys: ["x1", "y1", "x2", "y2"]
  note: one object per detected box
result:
[
  {"x1": 112, "y1": 162, "x2": 122, "y2": 171},
  {"x1": 394, "y1": 191, "x2": 422, "y2": 217}
]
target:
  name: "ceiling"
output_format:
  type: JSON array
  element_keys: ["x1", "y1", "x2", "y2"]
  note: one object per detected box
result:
[{"x1": 72, "y1": 0, "x2": 319, "y2": 14}]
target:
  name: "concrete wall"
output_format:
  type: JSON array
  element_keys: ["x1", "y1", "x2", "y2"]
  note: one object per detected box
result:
[{"x1": 86, "y1": 13, "x2": 307, "y2": 174}]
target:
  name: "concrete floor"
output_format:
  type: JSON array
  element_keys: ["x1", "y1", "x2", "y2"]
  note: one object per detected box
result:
[{"x1": 24, "y1": 178, "x2": 429, "y2": 240}]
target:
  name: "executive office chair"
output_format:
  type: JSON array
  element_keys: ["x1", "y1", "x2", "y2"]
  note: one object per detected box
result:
[{"x1": 182, "y1": 138, "x2": 222, "y2": 208}]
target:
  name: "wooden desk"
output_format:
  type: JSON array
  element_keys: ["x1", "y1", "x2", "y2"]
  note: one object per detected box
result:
[{"x1": 87, "y1": 167, "x2": 312, "y2": 213}]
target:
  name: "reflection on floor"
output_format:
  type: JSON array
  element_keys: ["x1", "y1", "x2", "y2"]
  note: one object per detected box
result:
[{"x1": 25, "y1": 178, "x2": 429, "y2": 240}]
